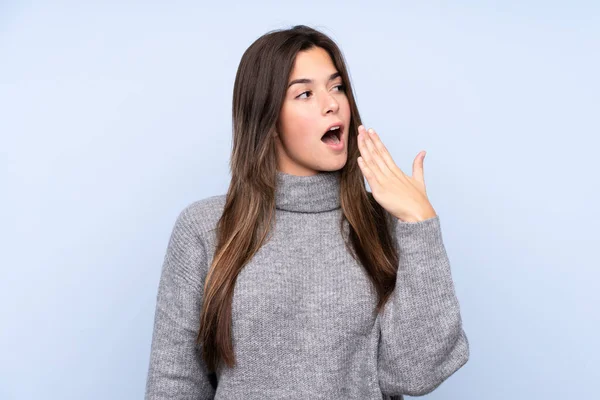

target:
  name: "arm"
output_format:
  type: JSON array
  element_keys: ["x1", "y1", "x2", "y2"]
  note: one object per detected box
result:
[
  {"x1": 144, "y1": 207, "x2": 217, "y2": 399},
  {"x1": 378, "y1": 215, "x2": 469, "y2": 397}
]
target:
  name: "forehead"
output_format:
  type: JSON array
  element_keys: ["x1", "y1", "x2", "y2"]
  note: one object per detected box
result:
[{"x1": 289, "y1": 47, "x2": 338, "y2": 78}]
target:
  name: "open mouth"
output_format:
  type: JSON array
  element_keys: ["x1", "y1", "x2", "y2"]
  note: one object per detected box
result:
[{"x1": 321, "y1": 126, "x2": 342, "y2": 145}]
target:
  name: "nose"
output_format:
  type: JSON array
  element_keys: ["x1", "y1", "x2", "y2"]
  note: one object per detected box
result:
[{"x1": 322, "y1": 92, "x2": 340, "y2": 115}]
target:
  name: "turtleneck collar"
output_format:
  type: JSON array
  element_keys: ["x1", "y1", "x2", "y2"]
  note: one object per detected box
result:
[{"x1": 275, "y1": 169, "x2": 342, "y2": 213}]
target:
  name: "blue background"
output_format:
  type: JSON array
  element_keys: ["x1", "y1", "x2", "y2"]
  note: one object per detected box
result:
[{"x1": 1, "y1": 1, "x2": 598, "y2": 398}]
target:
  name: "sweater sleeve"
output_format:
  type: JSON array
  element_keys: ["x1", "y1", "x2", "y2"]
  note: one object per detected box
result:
[
  {"x1": 377, "y1": 214, "x2": 469, "y2": 397},
  {"x1": 144, "y1": 207, "x2": 217, "y2": 399}
]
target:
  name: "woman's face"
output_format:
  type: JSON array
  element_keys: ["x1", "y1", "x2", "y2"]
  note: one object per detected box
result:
[{"x1": 275, "y1": 46, "x2": 351, "y2": 176}]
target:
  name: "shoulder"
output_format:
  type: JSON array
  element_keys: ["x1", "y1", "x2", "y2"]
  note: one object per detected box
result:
[{"x1": 173, "y1": 194, "x2": 227, "y2": 237}]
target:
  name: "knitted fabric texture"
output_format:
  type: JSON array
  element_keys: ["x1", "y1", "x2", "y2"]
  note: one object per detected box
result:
[{"x1": 145, "y1": 169, "x2": 469, "y2": 399}]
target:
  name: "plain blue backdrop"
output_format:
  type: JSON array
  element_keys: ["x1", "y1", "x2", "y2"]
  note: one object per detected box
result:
[{"x1": 1, "y1": 1, "x2": 598, "y2": 399}]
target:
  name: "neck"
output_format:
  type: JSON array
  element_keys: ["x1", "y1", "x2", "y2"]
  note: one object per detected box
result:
[{"x1": 275, "y1": 170, "x2": 342, "y2": 213}]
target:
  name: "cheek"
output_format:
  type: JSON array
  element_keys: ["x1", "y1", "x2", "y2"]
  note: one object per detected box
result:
[
  {"x1": 280, "y1": 104, "x2": 313, "y2": 130},
  {"x1": 341, "y1": 97, "x2": 351, "y2": 116},
  {"x1": 281, "y1": 110, "x2": 318, "y2": 144},
  {"x1": 289, "y1": 118, "x2": 317, "y2": 149}
]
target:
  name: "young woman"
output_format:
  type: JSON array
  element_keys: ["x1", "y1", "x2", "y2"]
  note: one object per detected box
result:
[{"x1": 145, "y1": 25, "x2": 469, "y2": 399}]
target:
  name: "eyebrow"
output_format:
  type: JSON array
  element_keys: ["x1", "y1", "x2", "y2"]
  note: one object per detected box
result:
[{"x1": 287, "y1": 72, "x2": 341, "y2": 89}]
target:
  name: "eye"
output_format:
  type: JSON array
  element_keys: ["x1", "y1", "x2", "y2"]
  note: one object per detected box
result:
[
  {"x1": 296, "y1": 90, "x2": 312, "y2": 99},
  {"x1": 295, "y1": 84, "x2": 346, "y2": 100}
]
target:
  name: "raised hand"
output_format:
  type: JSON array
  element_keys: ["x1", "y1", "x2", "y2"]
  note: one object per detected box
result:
[{"x1": 356, "y1": 125, "x2": 437, "y2": 223}]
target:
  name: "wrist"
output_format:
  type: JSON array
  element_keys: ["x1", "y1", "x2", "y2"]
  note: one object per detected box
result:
[{"x1": 397, "y1": 207, "x2": 437, "y2": 223}]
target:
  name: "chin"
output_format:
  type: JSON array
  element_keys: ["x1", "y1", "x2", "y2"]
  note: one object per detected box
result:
[{"x1": 317, "y1": 158, "x2": 347, "y2": 172}]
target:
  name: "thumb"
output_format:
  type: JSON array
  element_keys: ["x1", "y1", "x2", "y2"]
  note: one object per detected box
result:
[{"x1": 412, "y1": 150, "x2": 426, "y2": 187}]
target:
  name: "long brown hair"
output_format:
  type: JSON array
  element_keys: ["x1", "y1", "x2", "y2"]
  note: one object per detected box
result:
[{"x1": 197, "y1": 25, "x2": 399, "y2": 373}]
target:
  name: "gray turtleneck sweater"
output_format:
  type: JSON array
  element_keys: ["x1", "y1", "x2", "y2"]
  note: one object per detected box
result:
[{"x1": 144, "y1": 170, "x2": 469, "y2": 399}]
